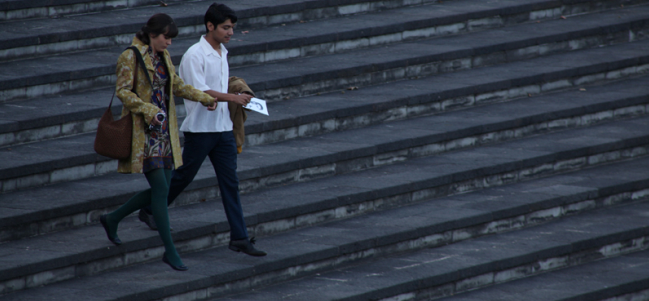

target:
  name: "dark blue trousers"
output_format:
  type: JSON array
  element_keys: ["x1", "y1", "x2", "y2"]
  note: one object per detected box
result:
[{"x1": 168, "y1": 131, "x2": 248, "y2": 241}]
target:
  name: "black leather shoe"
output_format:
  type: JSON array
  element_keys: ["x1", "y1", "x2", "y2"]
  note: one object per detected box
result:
[
  {"x1": 229, "y1": 237, "x2": 267, "y2": 257},
  {"x1": 99, "y1": 214, "x2": 122, "y2": 245},
  {"x1": 138, "y1": 209, "x2": 174, "y2": 231},
  {"x1": 138, "y1": 209, "x2": 157, "y2": 230},
  {"x1": 162, "y1": 252, "x2": 188, "y2": 271}
]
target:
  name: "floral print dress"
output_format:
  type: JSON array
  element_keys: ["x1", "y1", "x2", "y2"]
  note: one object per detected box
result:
[{"x1": 143, "y1": 49, "x2": 173, "y2": 172}]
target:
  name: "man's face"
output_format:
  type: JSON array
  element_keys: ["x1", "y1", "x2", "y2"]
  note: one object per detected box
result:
[{"x1": 208, "y1": 19, "x2": 234, "y2": 44}]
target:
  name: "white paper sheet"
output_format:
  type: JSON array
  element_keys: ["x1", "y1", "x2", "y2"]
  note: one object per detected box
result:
[{"x1": 243, "y1": 98, "x2": 269, "y2": 116}]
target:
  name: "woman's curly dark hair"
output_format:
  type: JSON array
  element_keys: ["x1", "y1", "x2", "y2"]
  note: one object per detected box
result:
[{"x1": 136, "y1": 13, "x2": 179, "y2": 45}]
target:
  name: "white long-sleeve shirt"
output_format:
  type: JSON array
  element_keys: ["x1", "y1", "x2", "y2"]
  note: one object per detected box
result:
[{"x1": 179, "y1": 36, "x2": 232, "y2": 133}]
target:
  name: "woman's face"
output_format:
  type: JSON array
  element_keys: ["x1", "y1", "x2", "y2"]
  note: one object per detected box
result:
[{"x1": 149, "y1": 33, "x2": 172, "y2": 53}]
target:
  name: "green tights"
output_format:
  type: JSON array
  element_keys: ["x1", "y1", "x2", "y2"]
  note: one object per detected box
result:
[{"x1": 104, "y1": 168, "x2": 183, "y2": 267}]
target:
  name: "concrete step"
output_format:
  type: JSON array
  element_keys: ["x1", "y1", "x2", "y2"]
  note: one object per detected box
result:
[
  {"x1": 3, "y1": 10, "x2": 649, "y2": 148},
  {"x1": 2, "y1": 1, "x2": 649, "y2": 102},
  {"x1": 0, "y1": 0, "x2": 439, "y2": 61},
  {"x1": 2, "y1": 116, "x2": 649, "y2": 294},
  {"x1": 3, "y1": 2, "x2": 648, "y2": 300},
  {"x1": 1, "y1": 69, "x2": 648, "y2": 224},
  {"x1": 3, "y1": 40, "x2": 649, "y2": 193},
  {"x1": 0, "y1": 0, "x2": 187, "y2": 21},
  {"x1": 231, "y1": 26, "x2": 649, "y2": 103},
  {"x1": 435, "y1": 252, "x2": 649, "y2": 301},
  {"x1": 205, "y1": 200, "x2": 649, "y2": 301},
  {"x1": 3, "y1": 162, "x2": 649, "y2": 300}
]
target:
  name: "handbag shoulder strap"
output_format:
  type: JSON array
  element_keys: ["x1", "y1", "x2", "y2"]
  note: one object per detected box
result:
[
  {"x1": 108, "y1": 46, "x2": 148, "y2": 108},
  {"x1": 127, "y1": 46, "x2": 153, "y2": 88}
]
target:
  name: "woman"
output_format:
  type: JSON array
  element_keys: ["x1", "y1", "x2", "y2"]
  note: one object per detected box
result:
[{"x1": 99, "y1": 13, "x2": 216, "y2": 271}]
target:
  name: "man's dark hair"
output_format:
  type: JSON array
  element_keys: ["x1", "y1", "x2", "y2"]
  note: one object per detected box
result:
[
  {"x1": 136, "y1": 13, "x2": 179, "y2": 45},
  {"x1": 204, "y1": 3, "x2": 237, "y2": 32}
]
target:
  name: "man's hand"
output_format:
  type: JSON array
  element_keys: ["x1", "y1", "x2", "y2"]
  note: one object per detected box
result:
[
  {"x1": 230, "y1": 93, "x2": 252, "y2": 106},
  {"x1": 207, "y1": 98, "x2": 218, "y2": 111}
]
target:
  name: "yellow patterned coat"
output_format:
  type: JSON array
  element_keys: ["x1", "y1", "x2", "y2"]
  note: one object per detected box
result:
[{"x1": 116, "y1": 37, "x2": 215, "y2": 174}]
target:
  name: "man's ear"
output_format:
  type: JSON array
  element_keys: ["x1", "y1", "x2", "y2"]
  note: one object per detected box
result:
[{"x1": 206, "y1": 21, "x2": 215, "y2": 32}]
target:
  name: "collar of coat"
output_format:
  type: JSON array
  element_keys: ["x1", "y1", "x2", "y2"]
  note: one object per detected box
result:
[{"x1": 130, "y1": 36, "x2": 168, "y2": 73}]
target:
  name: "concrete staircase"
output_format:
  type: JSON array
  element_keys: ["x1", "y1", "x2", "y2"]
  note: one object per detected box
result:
[{"x1": 1, "y1": 0, "x2": 649, "y2": 300}]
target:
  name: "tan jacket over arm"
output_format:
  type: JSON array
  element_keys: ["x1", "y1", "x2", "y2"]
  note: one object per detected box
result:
[{"x1": 228, "y1": 76, "x2": 255, "y2": 154}]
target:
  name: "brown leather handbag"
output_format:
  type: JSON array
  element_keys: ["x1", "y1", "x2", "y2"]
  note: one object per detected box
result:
[
  {"x1": 94, "y1": 47, "x2": 148, "y2": 159},
  {"x1": 93, "y1": 92, "x2": 133, "y2": 159}
]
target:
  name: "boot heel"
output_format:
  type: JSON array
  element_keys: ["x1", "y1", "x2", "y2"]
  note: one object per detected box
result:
[
  {"x1": 99, "y1": 214, "x2": 122, "y2": 245},
  {"x1": 162, "y1": 252, "x2": 188, "y2": 271}
]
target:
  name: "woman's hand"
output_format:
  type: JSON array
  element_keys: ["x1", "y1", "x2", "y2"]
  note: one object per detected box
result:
[
  {"x1": 207, "y1": 97, "x2": 218, "y2": 111},
  {"x1": 150, "y1": 110, "x2": 164, "y2": 125}
]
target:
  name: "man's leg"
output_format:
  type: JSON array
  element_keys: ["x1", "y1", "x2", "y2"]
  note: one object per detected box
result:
[
  {"x1": 208, "y1": 131, "x2": 247, "y2": 240},
  {"x1": 139, "y1": 132, "x2": 216, "y2": 229},
  {"x1": 208, "y1": 131, "x2": 266, "y2": 256},
  {"x1": 167, "y1": 132, "x2": 218, "y2": 205}
]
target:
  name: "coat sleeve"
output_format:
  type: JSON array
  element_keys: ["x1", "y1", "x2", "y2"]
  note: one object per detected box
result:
[
  {"x1": 228, "y1": 76, "x2": 255, "y2": 96},
  {"x1": 115, "y1": 50, "x2": 159, "y2": 125},
  {"x1": 171, "y1": 53, "x2": 215, "y2": 107}
]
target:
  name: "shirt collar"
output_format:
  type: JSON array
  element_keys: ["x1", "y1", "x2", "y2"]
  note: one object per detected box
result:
[{"x1": 199, "y1": 35, "x2": 228, "y2": 57}]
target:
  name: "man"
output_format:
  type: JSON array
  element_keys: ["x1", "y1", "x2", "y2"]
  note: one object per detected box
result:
[{"x1": 138, "y1": 3, "x2": 266, "y2": 257}]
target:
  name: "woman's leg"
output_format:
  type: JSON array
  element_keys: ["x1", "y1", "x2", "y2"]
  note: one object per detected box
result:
[
  {"x1": 149, "y1": 169, "x2": 185, "y2": 268},
  {"x1": 103, "y1": 169, "x2": 184, "y2": 268},
  {"x1": 104, "y1": 189, "x2": 152, "y2": 240}
]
